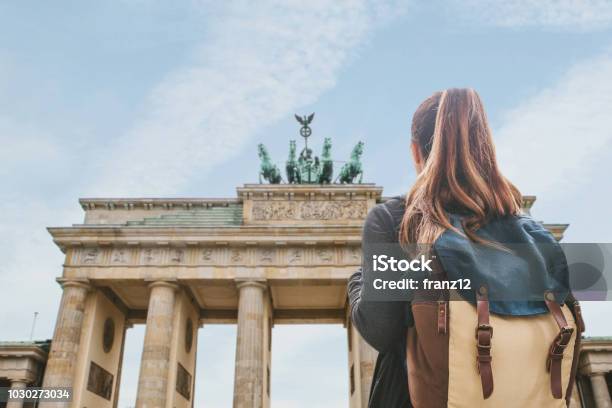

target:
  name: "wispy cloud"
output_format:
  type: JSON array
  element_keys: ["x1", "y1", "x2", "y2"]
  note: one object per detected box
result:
[
  {"x1": 0, "y1": 3, "x2": 407, "y2": 406},
  {"x1": 495, "y1": 50, "x2": 612, "y2": 204},
  {"x1": 92, "y1": 0, "x2": 408, "y2": 196},
  {"x1": 494, "y1": 48, "x2": 612, "y2": 334},
  {"x1": 453, "y1": 0, "x2": 612, "y2": 30}
]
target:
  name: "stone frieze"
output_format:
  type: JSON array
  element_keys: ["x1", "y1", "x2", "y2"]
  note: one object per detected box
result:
[
  {"x1": 69, "y1": 245, "x2": 361, "y2": 267},
  {"x1": 251, "y1": 200, "x2": 367, "y2": 221}
]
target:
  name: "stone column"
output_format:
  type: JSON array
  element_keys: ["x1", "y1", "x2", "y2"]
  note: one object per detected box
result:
[
  {"x1": 590, "y1": 372, "x2": 612, "y2": 408},
  {"x1": 41, "y1": 278, "x2": 91, "y2": 391},
  {"x1": 136, "y1": 281, "x2": 178, "y2": 408},
  {"x1": 113, "y1": 320, "x2": 130, "y2": 408},
  {"x1": 6, "y1": 379, "x2": 27, "y2": 408},
  {"x1": 233, "y1": 279, "x2": 267, "y2": 408},
  {"x1": 347, "y1": 316, "x2": 378, "y2": 408},
  {"x1": 357, "y1": 335, "x2": 377, "y2": 406}
]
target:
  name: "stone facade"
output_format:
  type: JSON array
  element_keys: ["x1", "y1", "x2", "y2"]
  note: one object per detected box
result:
[
  {"x1": 0, "y1": 341, "x2": 49, "y2": 408},
  {"x1": 0, "y1": 183, "x2": 610, "y2": 407},
  {"x1": 43, "y1": 184, "x2": 382, "y2": 408}
]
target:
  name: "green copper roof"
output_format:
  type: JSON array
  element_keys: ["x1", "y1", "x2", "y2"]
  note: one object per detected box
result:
[
  {"x1": 126, "y1": 203, "x2": 243, "y2": 227},
  {"x1": 0, "y1": 340, "x2": 51, "y2": 351}
]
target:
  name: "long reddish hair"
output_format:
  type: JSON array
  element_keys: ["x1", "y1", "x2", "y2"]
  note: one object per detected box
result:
[{"x1": 399, "y1": 88, "x2": 523, "y2": 245}]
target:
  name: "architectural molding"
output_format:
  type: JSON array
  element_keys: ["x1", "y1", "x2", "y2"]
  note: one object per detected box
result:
[
  {"x1": 48, "y1": 224, "x2": 364, "y2": 252},
  {"x1": 55, "y1": 277, "x2": 91, "y2": 291},
  {"x1": 147, "y1": 280, "x2": 179, "y2": 291},
  {"x1": 64, "y1": 244, "x2": 361, "y2": 268},
  {"x1": 579, "y1": 337, "x2": 612, "y2": 375},
  {"x1": 79, "y1": 197, "x2": 239, "y2": 211},
  {"x1": 235, "y1": 279, "x2": 268, "y2": 291},
  {"x1": 237, "y1": 183, "x2": 383, "y2": 201}
]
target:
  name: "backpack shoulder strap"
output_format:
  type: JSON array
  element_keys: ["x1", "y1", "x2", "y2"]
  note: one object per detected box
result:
[
  {"x1": 564, "y1": 292, "x2": 585, "y2": 405},
  {"x1": 544, "y1": 291, "x2": 575, "y2": 399},
  {"x1": 476, "y1": 285, "x2": 494, "y2": 399}
]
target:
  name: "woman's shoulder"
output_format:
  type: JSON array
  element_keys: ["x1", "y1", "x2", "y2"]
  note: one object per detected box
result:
[
  {"x1": 368, "y1": 196, "x2": 405, "y2": 224},
  {"x1": 445, "y1": 212, "x2": 558, "y2": 244},
  {"x1": 513, "y1": 213, "x2": 550, "y2": 232},
  {"x1": 363, "y1": 196, "x2": 405, "y2": 242}
]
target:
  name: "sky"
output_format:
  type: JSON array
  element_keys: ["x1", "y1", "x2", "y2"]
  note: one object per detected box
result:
[{"x1": 1, "y1": 0, "x2": 612, "y2": 407}]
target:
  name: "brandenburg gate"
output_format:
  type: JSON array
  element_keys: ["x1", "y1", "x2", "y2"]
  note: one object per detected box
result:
[
  {"x1": 29, "y1": 119, "x2": 610, "y2": 407},
  {"x1": 40, "y1": 182, "x2": 380, "y2": 407}
]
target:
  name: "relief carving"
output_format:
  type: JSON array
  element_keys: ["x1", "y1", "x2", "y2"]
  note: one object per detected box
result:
[
  {"x1": 111, "y1": 248, "x2": 127, "y2": 264},
  {"x1": 252, "y1": 201, "x2": 296, "y2": 220},
  {"x1": 87, "y1": 361, "x2": 114, "y2": 400},
  {"x1": 259, "y1": 248, "x2": 274, "y2": 263},
  {"x1": 288, "y1": 248, "x2": 303, "y2": 264},
  {"x1": 170, "y1": 248, "x2": 185, "y2": 264},
  {"x1": 347, "y1": 247, "x2": 361, "y2": 262},
  {"x1": 142, "y1": 248, "x2": 161, "y2": 264},
  {"x1": 230, "y1": 248, "x2": 243, "y2": 263},
  {"x1": 201, "y1": 248, "x2": 214, "y2": 261},
  {"x1": 76, "y1": 244, "x2": 356, "y2": 266},
  {"x1": 82, "y1": 248, "x2": 100, "y2": 264},
  {"x1": 176, "y1": 363, "x2": 192, "y2": 400},
  {"x1": 316, "y1": 248, "x2": 334, "y2": 263},
  {"x1": 251, "y1": 200, "x2": 367, "y2": 221}
]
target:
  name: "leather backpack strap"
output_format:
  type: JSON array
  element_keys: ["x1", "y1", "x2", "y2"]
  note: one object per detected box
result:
[
  {"x1": 475, "y1": 285, "x2": 494, "y2": 399},
  {"x1": 564, "y1": 292, "x2": 585, "y2": 406},
  {"x1": 437, "y1": 300, "x2": 448, "y2": 334},
  {"x1": 566, "y1": 292, "x2": 585, "y2": 333},
  {"x1": 432, "y1": 256, "x2": 449, "y2": 335},
  {"x1": 544, "y1": 291, "x2": 575, "y2": 399}
]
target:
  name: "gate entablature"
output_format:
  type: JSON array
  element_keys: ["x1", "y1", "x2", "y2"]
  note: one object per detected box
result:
[
  {"x1": 47, "y1": 184, "x2": 383, "y2": 342},
  {"x1": 237, "y1": 183, "x2": 381, "y2": 226}
]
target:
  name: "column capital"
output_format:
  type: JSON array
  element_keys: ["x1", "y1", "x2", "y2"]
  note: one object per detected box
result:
[
  {"x1": 579, "y1": 349, "x2": 612, "y2": 375},
  {"x1": 56, "y1": 278, "x2": 91, "y2": 291},
  {"x1": 235, "y1": 279, "x2": 267, "y2": 291},
  {"x1": 146, "y1": 280, "x2": 179, "y2": 291}
]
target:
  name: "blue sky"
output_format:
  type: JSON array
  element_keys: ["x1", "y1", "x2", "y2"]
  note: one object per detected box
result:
[{"x1": 2, "y1": 1, "x2": 612, "y2": 407}]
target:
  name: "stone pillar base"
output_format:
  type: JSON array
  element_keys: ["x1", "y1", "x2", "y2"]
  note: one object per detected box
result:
[{"x1": 6, "y1": 379, "x2": 27, "y2": 408}]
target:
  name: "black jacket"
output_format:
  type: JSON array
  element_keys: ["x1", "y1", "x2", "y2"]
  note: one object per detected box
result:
[{"x1": 348, "y1": 197, "x2": 412, "y2": 408}]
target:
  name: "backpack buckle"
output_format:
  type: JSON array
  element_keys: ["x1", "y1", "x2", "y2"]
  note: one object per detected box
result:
[
  {"x1": 475, "y1": 324, "x2": 493, "y2": 341},
  {"x1": 554, "y1": 326, "x2": 574, "y2": 349},
  {"x1": 546, "y1": 326, "x2": 575, "y2": 371}
]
